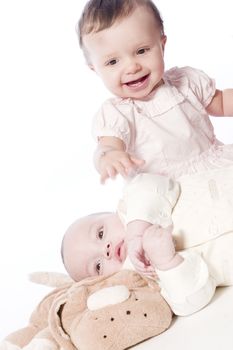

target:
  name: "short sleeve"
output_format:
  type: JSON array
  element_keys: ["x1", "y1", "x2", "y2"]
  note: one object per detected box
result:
[
  {"x1": 91, "y1": 99, "x2": 131, "y2": 148},
  {"x1": 180, "y1": 66, "x2": 216, "y2": 108}
]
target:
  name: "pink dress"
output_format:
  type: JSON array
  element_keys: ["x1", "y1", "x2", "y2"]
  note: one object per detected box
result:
[{"x1": 92, "y1": 66, "x2": 233, "y2": 178}]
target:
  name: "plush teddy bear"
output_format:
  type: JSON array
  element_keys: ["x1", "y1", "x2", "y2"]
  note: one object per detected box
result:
[{"x1": 0, "y1": 270, "x2": 173, "y2": 350}]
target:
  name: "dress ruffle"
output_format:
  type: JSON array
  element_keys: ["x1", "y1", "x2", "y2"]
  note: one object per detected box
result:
[{"x1": 165, "y1": 143, "x2": 233, "y2": 179}]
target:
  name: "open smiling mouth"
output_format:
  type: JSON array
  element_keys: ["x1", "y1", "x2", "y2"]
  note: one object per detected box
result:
[
  {"x1": 125, "y1": 74, "x2": 150, "y2": 88},
  {"x1": 115, "y1": 241, "x2": 125, "y2": 262}
]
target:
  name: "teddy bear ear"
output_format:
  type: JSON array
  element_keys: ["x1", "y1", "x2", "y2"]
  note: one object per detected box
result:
[
  {"x1": 49, "y1": 284, "x2": 89, "y2": 350},
  {"x1": 29, "y1": 271, "x2": 74, "y2": 287},
  {"x1": 48, "y1": 292, "x2": 77, "y2": 350}
]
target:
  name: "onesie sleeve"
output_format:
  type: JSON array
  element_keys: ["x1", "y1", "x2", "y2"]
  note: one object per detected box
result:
[
  {"x1": 92, "y1": 99, "x2": 131, "y2": 149},
  {"x1": 120, "y1": 173, "x2": 180, "y2": 227},
  {"x1": 156, "y1": 251, "x2": 217, "y2": 316},
  {"x1": 181, "y1": 66, "x2": 216, "y2": 108}
]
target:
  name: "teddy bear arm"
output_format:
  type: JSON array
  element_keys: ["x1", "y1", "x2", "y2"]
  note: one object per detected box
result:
[
  {"x1": 3, "y1": 325, "x2": 40, "y2": 349},
  {"x1": 22, "y1": 328, "x2": 59, "y2": 350}
]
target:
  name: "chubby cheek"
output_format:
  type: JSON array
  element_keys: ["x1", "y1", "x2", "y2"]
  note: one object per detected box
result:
[
  {"x1": 100, "y1": 71, "x2": 121, "y2": 92},
  {"x1": 103, "y1": 260, "x2": 123, "y2": 275},
  {"x1": 156, "y1": 54, "x2": 165, "y2": 73}
]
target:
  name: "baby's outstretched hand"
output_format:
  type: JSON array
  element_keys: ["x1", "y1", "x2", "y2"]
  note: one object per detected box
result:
[{"x1": 99, "y1": 150, "x2": 144, "y2": 184}]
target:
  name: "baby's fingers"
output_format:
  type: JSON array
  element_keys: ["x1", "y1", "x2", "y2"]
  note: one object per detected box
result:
[
  {"x1": 106, "y1": 165, "x2": 117, "y2": 179},
  {"x1": 123, "y1": 156, "x2": 145, "y2": 177},
  {"x1": 130, "y1": 156, "x2": 145, "y2": 167},
  {"x1": 130, "y1": 255, "x2": 154, "y2": 274},
  {"x1": 113, "y1": 161, "x2": 128, "y2": 178},
  {"x1": 100, "y1": 171, "x2": 109, "y2": 184},
  {"x1": 100, "y1": 166, "x2": 116, "y2": 184}
]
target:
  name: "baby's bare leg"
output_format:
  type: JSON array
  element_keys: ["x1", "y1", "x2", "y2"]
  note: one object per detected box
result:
[{"x1": 142, "y1": 225, "x2": 183, "y2": 271}]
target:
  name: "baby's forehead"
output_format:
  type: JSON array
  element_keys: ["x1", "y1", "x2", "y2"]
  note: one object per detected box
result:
[
  {"x1": 64, "y1": 212, "x2": 112, "y2": 244},
  {"x1": 65, "y1": 213, "x2": 105, "y2": 241},
  {"x1": 62, "y1": 217, "x2": 92, "y2": 264},
  {"x1": 66, "y1": 216, "x2": 93, "y2": 240}
]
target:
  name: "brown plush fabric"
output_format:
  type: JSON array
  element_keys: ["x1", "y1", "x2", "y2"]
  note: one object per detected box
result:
[{"x1": 1, "y1": 270, "x2": 172, "y2": 350}]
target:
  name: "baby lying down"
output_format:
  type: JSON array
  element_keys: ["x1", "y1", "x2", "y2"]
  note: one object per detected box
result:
[{"x1": 62, "y1": 166, "x2": 233, "y2": 316}]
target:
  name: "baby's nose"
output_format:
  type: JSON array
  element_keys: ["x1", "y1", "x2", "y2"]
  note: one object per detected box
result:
[
  {"x1": 104, "y1": 242, "x2": 112, "y2": 259},
  {"x1": 126, "y1": 61, "x2": 141, "y2": 74}
]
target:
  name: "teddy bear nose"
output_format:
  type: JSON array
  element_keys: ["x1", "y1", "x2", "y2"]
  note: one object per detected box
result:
[{"x1": 104, "y1": 242, "x2": 112, "y2": 259}]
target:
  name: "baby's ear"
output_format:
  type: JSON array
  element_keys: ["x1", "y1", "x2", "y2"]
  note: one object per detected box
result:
[
  {"x1": 161, "y1": 35, "x2": 167, "y2": 52},
  {"x1": 87, "y1": 63, "x2": 95, "y2": 71}
]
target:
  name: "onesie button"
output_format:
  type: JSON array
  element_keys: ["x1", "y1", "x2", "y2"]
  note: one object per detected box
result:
[
  {"x1": 159, "y1": 211, "x2": 167, "y2": 217},
  {"x1": 208, "y1": 180, "x2": 219, "y2": 200},
  {"x1": 135, "y1": 106, "x2": 142, "y2": 113}
]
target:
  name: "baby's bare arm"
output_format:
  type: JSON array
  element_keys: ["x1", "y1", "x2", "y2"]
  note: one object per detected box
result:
[
  {"x1": 206, "y1": 89, "x2": 233, "y2": 116},
  {"x1": 222, "y1": 89, "x2": 233, "y2": 115}
]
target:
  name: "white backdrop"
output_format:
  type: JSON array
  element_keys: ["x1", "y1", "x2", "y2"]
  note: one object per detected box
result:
[{"x1": 0, "y1": 0, "x2": 232, "y2": 340}]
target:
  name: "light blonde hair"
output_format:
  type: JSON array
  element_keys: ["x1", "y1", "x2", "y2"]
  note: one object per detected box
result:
[{"x1": 76, "y1": 0, "x2": 164, "y2": 48}]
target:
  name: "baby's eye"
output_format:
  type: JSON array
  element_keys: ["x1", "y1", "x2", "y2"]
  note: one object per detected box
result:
[
  {"x1": 97, "y1": 227, "x2": 104, "y2": 239},
  {"x1": 137, "y1": 47, "x2": 149, "y2": 55},
  {"x1": 106, "y1": 58, "x2": 118, "y2": 66},
  {"x1": 95, "y1": 261, "x2": 102, "y2": 274}
]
